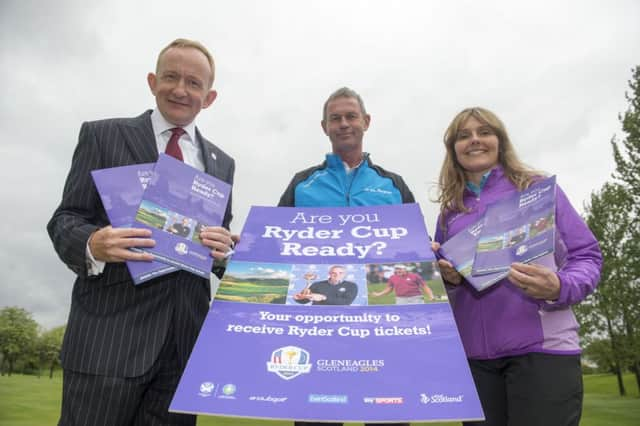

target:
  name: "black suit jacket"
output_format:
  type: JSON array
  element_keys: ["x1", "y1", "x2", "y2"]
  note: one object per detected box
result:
[{"x1": 47, "y1": 110, "x2": 235, "y2": 377}]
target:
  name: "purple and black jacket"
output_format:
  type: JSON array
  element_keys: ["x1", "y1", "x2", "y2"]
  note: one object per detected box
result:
[{"x1": 435, "y1": 167, "x2": 602, "y2": 360}]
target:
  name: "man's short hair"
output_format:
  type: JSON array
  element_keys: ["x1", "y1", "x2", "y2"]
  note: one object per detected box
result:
[
  {"x1": 156, "y1": 38, "x2": 215, "y2": 87},
  {"x1": 322, "y1": 87, "x2": 368, "y2": 122},
  {"x1": 394, "y1": 264, "x2": 407, "y2": 270}
]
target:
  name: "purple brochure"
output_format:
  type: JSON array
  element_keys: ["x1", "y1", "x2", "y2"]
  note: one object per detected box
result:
[
  {"x1": 472, "y1": 176, "x2": 556, "y2": 275},
  {"x1": 133, "y1": 154, "x2": 231, "y2": 278},
  {"x1": 170, "y1": 204, "x2": 484, "y2": 423},
  {"x1": 91, "y1": 163, "x2": 178, "y2": 284},
  {"x1": 439, "y1": 220, "x2": 507, "y2": 292}
]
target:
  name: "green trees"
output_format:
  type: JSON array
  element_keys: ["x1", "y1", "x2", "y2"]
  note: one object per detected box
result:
[
  {"x1": 611, "y1": 65, "x2": 640, "y2": 392},
  {"x1": 580, "y1": 183, "x2": 635, "y2": 395},
  {"x1": 37, "y1": 326, "x2": 65, "y2": 379},
  {"x1": 0, "y1": 307, "x2": 38, "y2": 376},
  {"x1": 612, "y1": 66, "x2": 640, "y2": 211},
  {"x1": 578, "y1": 66, "x2": 640, "y2": 395},
  {"x1": 0, "y1": 306, "x2": 65, "y2": 378}
]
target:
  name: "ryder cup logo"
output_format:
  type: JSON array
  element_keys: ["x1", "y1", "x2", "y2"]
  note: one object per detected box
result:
[
  {"x1": 267, "y1": 346, "x2": 312, "y2": 380},
  {"x1": 175, "y1": 242, "x2": 188, "y2": 255},
  {"x1": 516, "y1": 244, "x2": 528, "y2": 256}
]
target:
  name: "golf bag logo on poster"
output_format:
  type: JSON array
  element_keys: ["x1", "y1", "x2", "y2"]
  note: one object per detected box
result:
[{"x1": 267, "y1": 346, "x2": 312, "y2": 380}]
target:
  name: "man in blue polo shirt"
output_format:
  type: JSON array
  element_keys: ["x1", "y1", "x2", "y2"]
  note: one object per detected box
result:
[
  {"x1": 278, "y1": 86, "x2": 412, "y2": 426},
  {"x1": 278, "y1": 87, "x2": 414, "y2": 208}
]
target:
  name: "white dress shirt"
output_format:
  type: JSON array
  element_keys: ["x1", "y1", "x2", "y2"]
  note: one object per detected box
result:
[{"x1": 86, "y1": 109, "x2": 206, "y2": 275}]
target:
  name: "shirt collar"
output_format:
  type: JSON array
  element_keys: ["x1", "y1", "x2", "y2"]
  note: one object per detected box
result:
[
  {"x1": 326, "y1": 152, "x2": 369, "y2": 173},
  {"x1": 150, "y1": 109, "x2": 197, "y2": 147},
  {"x1": 343, "y1": 158, "x2": 364, "y2": 174},
  {"x1": 465, "y1": 169, "x2": 493, "y2": 195}
]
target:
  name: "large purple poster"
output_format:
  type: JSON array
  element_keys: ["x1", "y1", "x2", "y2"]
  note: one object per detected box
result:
[{"x1": 170, "y1": 204, "x2": 483, "y2": 423}]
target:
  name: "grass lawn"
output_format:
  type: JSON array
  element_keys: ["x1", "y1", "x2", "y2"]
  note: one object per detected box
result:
[
  {"x1": 581, "y1": 373, "x2": 640, "y2": 426},
  {"x1": 1, "y1": 372, "x2": 638, "y2": 425}
]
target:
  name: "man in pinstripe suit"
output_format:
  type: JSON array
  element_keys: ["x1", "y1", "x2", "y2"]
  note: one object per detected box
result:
[{"x1": 48, "y1": 39, "x2": 236, "y2": 425}]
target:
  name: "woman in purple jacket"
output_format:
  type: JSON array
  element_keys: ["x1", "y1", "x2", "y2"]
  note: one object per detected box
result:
[{"x1": 433, "y1": 107, "x2": 602, "y2": 426}]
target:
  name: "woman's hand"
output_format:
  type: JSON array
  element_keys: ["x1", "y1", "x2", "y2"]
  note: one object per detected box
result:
[
  {"x1": 432, "y1": 241, "x2": 462, "y2": 285},
  {"x1": 508, "y1": 262, "x2": 560, "y2": 300},
  {"x1": 438, "y1": 259, "x2": 463, "y2": 285}
]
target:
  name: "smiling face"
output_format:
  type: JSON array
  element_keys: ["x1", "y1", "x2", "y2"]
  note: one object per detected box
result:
[
  {"x1": 453, "y1": 116, "x2": 500, "y2": 184},
  {"x1": 147, "y1": 46, "x2": 217, "y2": 126},
  {"x1": 322, "y1": 96, "x2": 370, "y2": 157}
]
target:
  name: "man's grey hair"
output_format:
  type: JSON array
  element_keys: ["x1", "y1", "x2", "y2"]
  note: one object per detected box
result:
[{"x1": 322, "y1": 87, "x2": 368, "y2": 122}]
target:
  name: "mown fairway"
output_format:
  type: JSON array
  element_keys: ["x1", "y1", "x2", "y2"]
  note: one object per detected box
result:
[
  {"x1": 2, "y1": 372, "x2": 638, "y2": 425},
  {"x1": 216, "y1": 277, "x2": 289, "y2": 304},
  {"x1": 135, "y1": 208, "x2": 167, "y2": 229}
]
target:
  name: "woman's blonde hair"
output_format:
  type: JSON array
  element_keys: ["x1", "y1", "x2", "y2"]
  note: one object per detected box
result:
[{"x1": 437, "y1": 107, "x2": 540, "y2": 219}]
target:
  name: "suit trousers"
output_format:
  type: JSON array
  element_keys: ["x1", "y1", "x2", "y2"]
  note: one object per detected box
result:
[
  {"x1": 58, "y1": 323, "x2": 194, "y2": 426},
  {"x1": 463, "y1": 353, "x2": 583, "y2": 426}
]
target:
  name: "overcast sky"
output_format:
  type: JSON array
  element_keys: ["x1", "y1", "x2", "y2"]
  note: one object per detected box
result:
[{"x1": 1, "y1": 0, "x2": 639, "y2": 328}]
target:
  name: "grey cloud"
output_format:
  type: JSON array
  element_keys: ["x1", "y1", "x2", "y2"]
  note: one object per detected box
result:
[{"x1": 1, "y1": 0, "x2": 639, "y2": 328}]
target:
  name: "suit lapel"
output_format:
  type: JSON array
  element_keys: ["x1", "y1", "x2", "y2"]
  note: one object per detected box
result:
[
  {"x1": 120, "y1": 116, "x2": 220, "y2": 177},
  {"x1": 120, "y1": 110, "x2": 158, "y2": 164},
  {"x1": 197, "y1": 128, "x2": 222, "y2": 179}
]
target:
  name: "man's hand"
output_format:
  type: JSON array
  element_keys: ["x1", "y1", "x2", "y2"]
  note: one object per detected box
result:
[
  {"x1": 308, "y1": 293, "x2": 327, "y2": 302},
  {"x1": 199, "y1": 226, "x2": 239, "y2": 260},
  {"x1": 293, "y1": 291, "x2": 310, "y2": 301},
  {"x1": 293, "y1": 290, "x2": 326, "y2": 302},
  {"x1": 294, "y1": 288, "x2": 312, "y2": 301},
  {"x1": 508, "y1": 262, "x2": 561, "y2": 300},
  {"x1": 89, "y1": 226, "x2": 155, "y2": 262}
]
